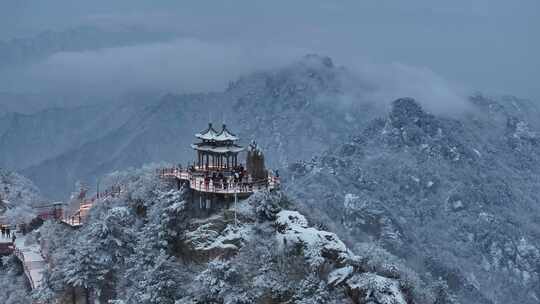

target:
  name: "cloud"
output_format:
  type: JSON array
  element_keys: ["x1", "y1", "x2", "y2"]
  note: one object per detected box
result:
[
  {"x1": 347, "y1": 60, "x2": 470, "y2": 114},
  {"x1": 1, "y1": 38, "x2": 309, "y2": 97},
  {"x1": 1, "y1": 1, "x2": 538, "y2": 100},
  {"x1": 0, "y1": 36, "x2": 470, "y2": 115}
]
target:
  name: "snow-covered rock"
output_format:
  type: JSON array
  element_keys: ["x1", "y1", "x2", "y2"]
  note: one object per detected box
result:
[
  {"x1": 275, "y1": 210, "x2": 349, "y2": 269},
  {"x1": 346, "y1": 273, "x2": 406, "y2": 304}
]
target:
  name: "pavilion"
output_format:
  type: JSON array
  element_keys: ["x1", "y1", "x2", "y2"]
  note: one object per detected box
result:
[
  {"x1": 159, "y1": 122, "x2": 279, "y2": 201},
  {"x1": 191, "y1": 123, "x2": 244, "y2": 170}
]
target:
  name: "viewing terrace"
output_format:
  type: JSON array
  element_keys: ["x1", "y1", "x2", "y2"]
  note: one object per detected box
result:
[
  {"x1": 159, "y1": 123, "x2": 280, "y2": 197},
  {"x1": 159, "y1": 165, "x2": 280, "y2": 195}
]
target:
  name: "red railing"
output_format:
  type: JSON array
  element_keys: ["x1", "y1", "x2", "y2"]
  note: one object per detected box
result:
[
  {"x1": 34, "y1": 204, "x2": 64, "y2": 221},
  {"x1": 60, "y1": 186, "x2": 123, "y2": 227}
]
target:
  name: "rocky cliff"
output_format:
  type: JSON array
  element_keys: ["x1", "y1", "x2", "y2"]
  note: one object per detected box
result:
[{"x1": 287, "y1": 97, "x2": 540, "y2": 303}]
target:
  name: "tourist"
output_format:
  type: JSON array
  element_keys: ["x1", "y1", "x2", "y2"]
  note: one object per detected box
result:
[
  {"x1": 11, "y1": 234, "x2": 16, "y2": 244},
  {"x1": 204, "y1": 177, "x2": 210, "y2": 190},
  {"x1": 6, "y1": 227, "x2": 10, "y2": 238}
]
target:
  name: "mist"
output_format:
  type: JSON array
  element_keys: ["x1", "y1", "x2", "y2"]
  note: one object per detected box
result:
[
  {"x1": 1, "y1": 0, "x2": 538, "y2": 109},
  {"x1": 0, "y1": 39, "x2": 308, "y2": 97},
  {"x1": 0, "y1": 40, "x2": 469, "y2": 115}
]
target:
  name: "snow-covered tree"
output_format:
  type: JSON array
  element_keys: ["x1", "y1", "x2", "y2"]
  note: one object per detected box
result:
[{"x1": 0, "y1": 255, "x2": 32, "y2": 304}]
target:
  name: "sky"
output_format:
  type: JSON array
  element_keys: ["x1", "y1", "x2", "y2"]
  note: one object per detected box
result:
[{"x1": 1, "y1": 0, "x2": 539, "y2": 103}]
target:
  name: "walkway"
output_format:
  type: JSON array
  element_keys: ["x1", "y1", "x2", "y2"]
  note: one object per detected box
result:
[
  {"x1": 1, "y1": 234, "x2": 45, "y2": 290},
  {"x1": 160, "y1": 167, "x2": 280, "y2": 195},
  {"x1": 0, "y1": 186, "x2": 122, "y2": 292},
  {"x1": 60, "y1": 186, "x2": 122, "y2": 227}
]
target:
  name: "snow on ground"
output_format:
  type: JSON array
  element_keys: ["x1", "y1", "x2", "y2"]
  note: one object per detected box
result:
[
  {"x1": 186, "y1": 219, "x2": 251, "y2": 252},
  {"x1": 13, "y1": 233, "x2": 46, "y2": 289},
  {"x1": 328, "y1": 265, "x2": 354, "y2": 286},
  {"x1": 275, "y1": 210, "x2": 349, "y2": 268},
  {"x1": 346, "y1": 273, "x2": 407, "y2": 304}
]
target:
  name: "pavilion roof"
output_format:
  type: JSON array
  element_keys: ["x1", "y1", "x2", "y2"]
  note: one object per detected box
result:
[
  {"x1": 195, "y1": 123, "x2": 239, "y2": 142},
  {"x1": 214, "y1": 124, "x2": 239, "y2": 141},
  {"x1": 195, "y1": 123, "x2": 219, "y2": 141}
]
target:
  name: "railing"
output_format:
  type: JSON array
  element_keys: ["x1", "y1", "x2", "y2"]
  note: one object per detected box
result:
[
  {"x1": 61, "y1": 213, "x2": 83, "y2": 227},
  {"x1": 159, "y1": 167, "x2": 280, "y2": 194},
  {"x1": 0, "y1": 242, "x2": 14, "y2": 255},
  {"x1": 60, "y1": 186, "x2": 123, "y2": 227},
  {"x1": 14, "y1": 247, "x2": 36, "y2": 290},
  {"x1": 34, "y1": 204, "x2": 64, "y2": 221}
]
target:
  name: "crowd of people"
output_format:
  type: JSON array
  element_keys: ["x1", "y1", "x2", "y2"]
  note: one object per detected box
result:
[
  {"x1": 197, "y1": 164, "x2": 254, "y2": 191},
  {"x1": 0, "y1": 225, "x2": 16, "y2": 243},
  {"x1": 162, "y1": 163, "x2": 278, "y2": 193}
]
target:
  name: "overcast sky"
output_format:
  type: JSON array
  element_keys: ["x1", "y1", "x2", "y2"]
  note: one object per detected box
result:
[{"x1": 1, "y1": 0, "x2": 539, "y2": 101}]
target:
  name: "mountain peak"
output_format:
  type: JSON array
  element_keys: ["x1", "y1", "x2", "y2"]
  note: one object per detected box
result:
[
  {"x1": 299, "y1": 54, "x2": 334, "y2": 69},
  {"x1": 389, "y1": 97, "x2": 427, "y2": 128}
]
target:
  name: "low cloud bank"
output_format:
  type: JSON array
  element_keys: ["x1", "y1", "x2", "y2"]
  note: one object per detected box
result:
[
  {"x1": 348, "y1": 60, "x2": 469, "y2": 114},
  {"x1": 0, "y1": 38, "x2": 307, "y2": 96},
  {"x1": 0, "y1": 37, "x2": 469, "y2": 114}
]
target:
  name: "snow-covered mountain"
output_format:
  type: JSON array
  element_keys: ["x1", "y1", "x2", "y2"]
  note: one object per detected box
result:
[
  {"x1": 0, "y1": 97, "x2": 152, "y2": 171},
  {"x1": 2, "y1": 54, "x2": 539, "y2": 303},
  {"x1": 1, "y1": 55, "x2": 381, "y2": 199},
  {"x1": 287, "y1": 97, "x2": 540, "y2": 304},
  {"x1": 0, "y1": 169, "x2": 42, "y2": 224},
  {"x1": 0, "y1": 169, "x2": 41, "y2": 208},
  {"x1": 33, "y1": 167, "x2": 452, "y2": 304}
]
